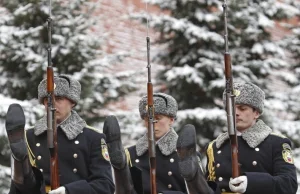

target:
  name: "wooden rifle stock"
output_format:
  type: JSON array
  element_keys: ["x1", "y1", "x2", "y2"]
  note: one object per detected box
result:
[
  {"x1": 46, "y1": 0, "x2": 60, "y2": 189},
  {"x1": 223, "y1": 0, "x2": 240, "y2": 178},
  {"x1": 146, "y1": 36, "x2": 157, "y2": 194},
  {"x1": 47, "y1": 68, "x2": 60, "y2": 189}
]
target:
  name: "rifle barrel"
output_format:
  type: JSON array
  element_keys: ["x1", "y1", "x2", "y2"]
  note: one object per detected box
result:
[
  {"x1": 146, "y1": 35, "x2": 157, "y2": 194},
  {"x1": 46, "y1": 0, "x2": 60, "y2": 189},
  {"x1": 223, "y1": 0, "x2": 240, "y2": 179}
]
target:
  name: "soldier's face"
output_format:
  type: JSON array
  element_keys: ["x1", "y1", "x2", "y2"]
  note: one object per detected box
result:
[
  {"x1": 143, "y1": 114, "x2": 174, "y2": 140},
  {"x1": 235, "y1": 104, "x2": 260, "y2": 132},
  {"x1": 43, "y1": 96, "x2": 75, "y2": 124}
]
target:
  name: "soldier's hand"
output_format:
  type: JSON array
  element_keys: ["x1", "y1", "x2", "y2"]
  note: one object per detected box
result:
[
  {"x1": 229, "y1": 175, "x2": 247, "y2": 193},
  {"x1": 49, "y1": 186, "x2": 66, "y2": 194}
]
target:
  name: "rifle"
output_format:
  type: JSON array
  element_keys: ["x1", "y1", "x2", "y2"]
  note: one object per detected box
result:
[
  {"x1": 146, "y1": 3, "x2": 157, "y2": 193},
  {"x1": 223, "y1": 0, "x2": 240, "y2": 178},
  {"x1": 46, "y1": 0, "x2": 60, "y2": 189}
]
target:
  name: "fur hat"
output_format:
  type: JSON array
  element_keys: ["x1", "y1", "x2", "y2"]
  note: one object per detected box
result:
[
  {"x1": 38, "y1": 74, "x2": 81, "y2": 104},
  {"x1": 224, "y1": 82, "x2": 265, "y2": 114},
  {"x1": 139, "y1": 93, "x2": 178, "y2": 119}
]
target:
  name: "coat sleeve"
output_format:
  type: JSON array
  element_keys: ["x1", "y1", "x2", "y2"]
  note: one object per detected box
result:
[
  {"x1": 245, "y1": 137, "x2": 298, "y2": 194},
  {"x1": 64, "y1": 134, "x2": 115, "y2": 194},
  {"x1": 9, "y1": 129, "x2": 46, "y2": 194},
  {"x1": 9, "y1": 167, "x2": 46, "y2": 194}
]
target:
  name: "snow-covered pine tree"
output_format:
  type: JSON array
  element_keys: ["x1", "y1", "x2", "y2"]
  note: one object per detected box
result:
[
  {"x1": 278, "y1": 1, "x2": 300, "y2": 180},
  {"x1": 0, "y1": 0, "x2": 137, "y2": 124},
  {"x1": 134, "y1": 0, "x2": 300, "y2": 149},
  {"x1": 0, "y1": 135, "x2": 10, "y2": 192},
  {"x1": 0, "y1": 1, "x2": 138, "y2": 192},
  {"x1": 279, "y1": 0, "x2": 300, "y2": 123}
]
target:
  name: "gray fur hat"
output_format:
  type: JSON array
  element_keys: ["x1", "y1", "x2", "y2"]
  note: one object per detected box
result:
[
  {"x1": 38, "y1": 74, "x2": 81, "y2": 104},
  {"x1": 224, "y1": 82, "x2": 265, "y2": 114},
  {"x1": 139, "y1": 93, "x2": 178, "y2": 119}
]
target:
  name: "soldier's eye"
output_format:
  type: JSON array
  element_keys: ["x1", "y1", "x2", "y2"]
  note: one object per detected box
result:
[
  {"x1": 56, "y1": 96, "x2": 64, "y2": 101},
  {"x1": 155, "y1": 116, "x2": 162, "y2": 120}
]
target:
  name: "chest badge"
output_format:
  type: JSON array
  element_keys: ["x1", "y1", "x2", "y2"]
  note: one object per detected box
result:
[{"x1": 101, "y1": 138, "x2": 110, "y2": 161}]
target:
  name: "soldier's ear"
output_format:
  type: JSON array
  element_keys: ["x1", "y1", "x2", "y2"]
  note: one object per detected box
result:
[
  {"x1": 170, "y1": 117, "x2": 175, "y2": 124},
  {"x1": 253, "y1": 109, "x2": 260, "y2": 119}
]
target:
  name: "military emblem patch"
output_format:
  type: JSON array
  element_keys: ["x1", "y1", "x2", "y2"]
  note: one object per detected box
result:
[
  {"x1": 234, "y1": 89, "x2": 240, "y2": 97},
  {"x1": 282, "y1": 143, "x2": 294, "y2": 164},
  {"x1": 101, "y1": 138, "x2": 110, "y2": 161}
]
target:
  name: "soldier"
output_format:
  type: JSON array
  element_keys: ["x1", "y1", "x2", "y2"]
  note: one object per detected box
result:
[
  {"x1": 103, "y1": 93, "x2": 220, "y2": 194},
  {"x1": 206, "y1": 82, "x2": 298, "y2": 194},
  {"x1": 6, "y1": 74, "x2": 115, "y2": 194}
]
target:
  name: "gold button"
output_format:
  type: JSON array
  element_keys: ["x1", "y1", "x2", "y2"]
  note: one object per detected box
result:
[
  {"x1": 218, "y1": 177, "x2": 223, "y2": 181},
  {"x1": 252, "y1": 161, "x2": 257, "y2": 166},
  {"x1": 73, "y1": 168, "x2": 77, "y2": 173},
  {"x1": 37, "y1": 156, "x2": 42, "y2": 160},
  {"x1": 217, "y1": 150, "x2": 221, "y2": 154},
  {"x1": 168, "y1": 171, "x2": 172, "y2": 176},
  {"x1": 75, "y1": 140, "x2": 79, "y2": 144},
  {"x1": 135, "y1": 159, "x2": 139, "y2": 163},
  {"x1": 168, "y1": 184, "x2": 172, "y2": 188},
  {"x1": 216, "y1": 163, "x2": 220, "y2": 168},
  {"x1": 255, "y1": 148, "x2": 260, "y2": 151},
  {"x1": 36, "y1": 143, "x2": 40, "y2": 147},
  {"x1": 170, "y1": 158, "x2": 174, "y2": 163},
  {"x1": 73, "y1": 153, "x2": 78, "y2": 158}
]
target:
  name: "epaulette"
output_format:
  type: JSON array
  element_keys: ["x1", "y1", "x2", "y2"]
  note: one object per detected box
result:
[
  {"x1": 270, "y1": 132, "x2": 287, "y2": 139},
  {"x1": 86, "y1": 125, "x2": 102, "y2": 133},
  {"x1": 24, "y1": 129, "x2": 36, "y2": 167},
  {"x1": 125, "y1": 147, "x2": 132, "y2": 167},
  {"x1": 206, "y1": 140, "x2": 216, "y2": 182}
]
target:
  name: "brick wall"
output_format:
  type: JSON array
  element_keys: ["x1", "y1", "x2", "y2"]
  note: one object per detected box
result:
[{"x1": 93, "y1": 0, "x2": 164, "y2": 112}]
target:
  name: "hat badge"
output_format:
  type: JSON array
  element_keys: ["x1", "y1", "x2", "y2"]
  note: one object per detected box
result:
[{"x1": 233, "y1": 89, "x2": 240, "y2": 97}]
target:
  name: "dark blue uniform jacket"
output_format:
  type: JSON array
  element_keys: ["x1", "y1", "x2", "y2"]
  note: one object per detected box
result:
[
  {"x1": 206, "y1": 120, "x2": 298, "y2": 194},
  {"x1": 127, "y1": 129, "x2": 219, "y2": 194},
  {"x1": 9, "y1": 111, "x2": 115, "y2": 194}
]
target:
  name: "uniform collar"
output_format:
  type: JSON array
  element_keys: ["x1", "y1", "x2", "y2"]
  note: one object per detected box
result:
[
  {"x1": 136, "y1": 128, "x2": 178, "y2": 156},
  {"x1": 215, "y1": 119, "x2": 272, "y2": 148},
  {"x1": 34, "y1": 110, "x2": 86, "y2": 140}
]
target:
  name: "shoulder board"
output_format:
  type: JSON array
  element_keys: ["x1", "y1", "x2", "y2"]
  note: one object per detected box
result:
[
  {"x1": 207, "y1": 140, "x2": 216, "y2": 149},
  {"x1": 86, "y1": 125, "x2": 102, "y2": 133},
  {"x1": 270, "y1": 132, "x2": 287, "y2": 139},
  {"x1": 25, "y1": 130, "x2": 36, "y2": 167},
  {"x1": 125, "y1": 148, "x2": 132, "y2": 167},
  {"x1": 206, "y1": 140, "x2": 216, "y2": 181}
]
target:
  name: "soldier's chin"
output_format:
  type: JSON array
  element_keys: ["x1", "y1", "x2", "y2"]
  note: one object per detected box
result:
[
  {"x1": 56, "y1": 116, "x2": 63, "y2": 124},
  {"x1": 154, "y1": 133, "x2": 162, "y2": 140}
]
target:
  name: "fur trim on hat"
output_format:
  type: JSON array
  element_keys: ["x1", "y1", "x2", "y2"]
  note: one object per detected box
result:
[
  {"x1": 234, "y1": 82, "x2": 265, "y2": 113},
  {"x1": 136, "y1": 128, "x2": 178, "y2": 156},
  {"x1": 38, "y1": 74, "x2": 81, "y2": 104},
  {"x1": 139, "y1": 93, "x2": 178, "y2": 119},
  {"x1": 34, "y1": 110, "x2": 86, "y2": 140},
  {"x1": 216, "y1": 119, "x2": 272, "y2": 148}
]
